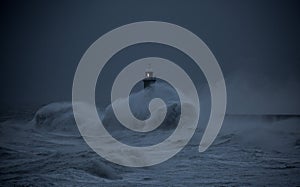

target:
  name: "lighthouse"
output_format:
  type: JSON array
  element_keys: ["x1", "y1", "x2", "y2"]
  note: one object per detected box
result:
[{"x1": 143, "y1": 64, "x2": 156, "y2": 88}]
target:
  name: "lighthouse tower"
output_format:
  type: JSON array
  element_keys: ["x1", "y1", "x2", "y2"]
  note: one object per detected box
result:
[{"x1": 143, "y1": 64, "x2": 156, "y2": 88}]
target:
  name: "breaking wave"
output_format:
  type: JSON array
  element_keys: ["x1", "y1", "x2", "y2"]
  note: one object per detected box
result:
[{"x1": 1, "y1": 83, "x2": 299, "y2": 185}]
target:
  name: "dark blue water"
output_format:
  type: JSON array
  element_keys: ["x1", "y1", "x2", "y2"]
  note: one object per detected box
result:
[{"x1": 0, "y1": 103, "x2": 299, "y2": 186}]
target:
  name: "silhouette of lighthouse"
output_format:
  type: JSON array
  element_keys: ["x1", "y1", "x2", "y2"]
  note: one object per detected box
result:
[{"x1": 143, "y1": 64, "x2": 156, "y2": 88}]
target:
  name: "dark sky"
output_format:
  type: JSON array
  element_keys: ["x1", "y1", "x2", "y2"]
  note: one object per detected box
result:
[{"x1": 0, "y1": 0, "x2": 299, "y2": 114}]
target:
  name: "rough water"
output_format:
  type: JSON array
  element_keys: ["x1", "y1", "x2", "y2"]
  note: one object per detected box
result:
[{"x1": 0, "y1": 85, "x2": 300, "y2": 186}]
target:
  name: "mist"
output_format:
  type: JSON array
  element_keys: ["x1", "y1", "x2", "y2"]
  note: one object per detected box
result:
[{"x1": 0, "y1": 0, "x2": 299, "y2": 114}]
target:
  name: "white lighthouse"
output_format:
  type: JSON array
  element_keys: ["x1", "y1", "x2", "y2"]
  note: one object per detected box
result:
[{"x1": 143, "y1": 64, "x2": 156, "y2": 88}]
